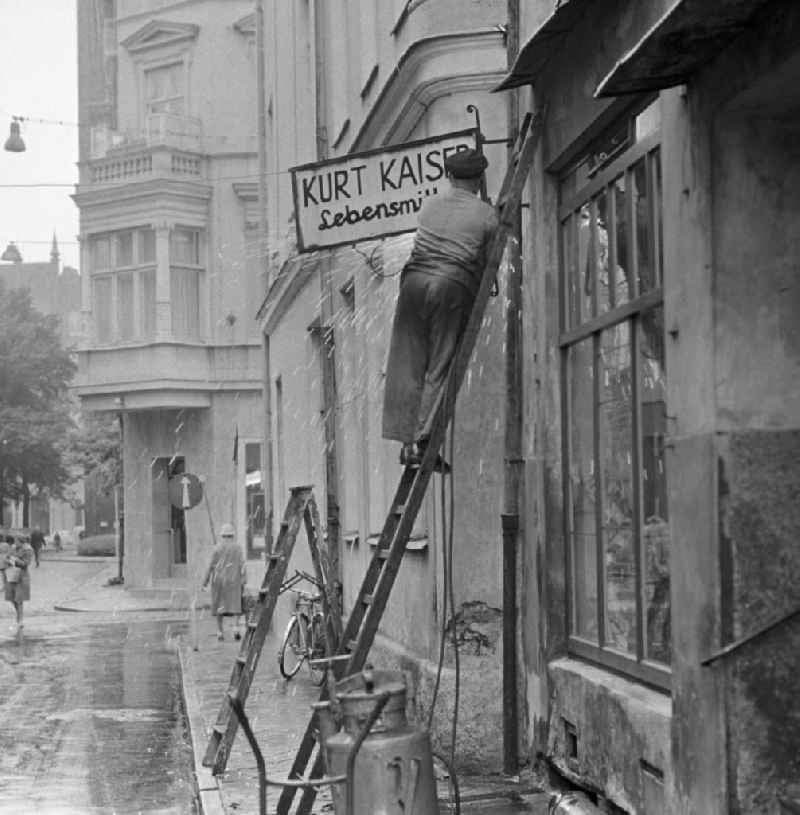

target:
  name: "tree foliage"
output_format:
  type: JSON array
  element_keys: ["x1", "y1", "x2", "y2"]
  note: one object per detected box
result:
[
  {"x1": 0, "y1": 283, "x2": 77, "y2": 506},
  {"x1": 68, "y1": 409, "x2": 122, "y2": 494}
]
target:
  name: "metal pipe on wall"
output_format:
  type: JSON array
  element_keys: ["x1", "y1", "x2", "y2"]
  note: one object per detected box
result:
[{"x1": 502, "y1": 0, "x2": 523, "y2": 777}]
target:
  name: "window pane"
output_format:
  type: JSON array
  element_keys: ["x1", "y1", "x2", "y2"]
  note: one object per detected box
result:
[
  {"x1": 568, "y1": 337, "x2": 597, "y2": 641},
  {"x1": 595, "y1": 189, "x2": 614, "y2": 312},
  {"x1": 613, "y1": 175, "x2": 632, "y2": 304},
  {"x1": 93, "y1": 276, "x2": 112, "y2": 342},
  {"x1": 599, "y1": 321, "x2": 635, "y2": 654},
  {"x1": 117, "y1": 272, "x2": 134, "y2": 340},
  {"x1": 633, "y1": 159, "x2": 656, "y2": 294},
  {"x1": 92, "y1": 237, "x2": 110, "y2": 272},
  {"x1": 171, "y1": 267, "x2": 199, "y2": 339},
  {"x1": 652, "y1": 149, "x2": 663, "y2": 287},
  {"x1": 146, "y1": 63, "x2": 181, "y2": 101},
  {"x1": 563, "y1": 215, "x2": 579, "y2": 328},
  {"x1": 140, "y1": 268, "x2": 156, "y2": 339},
  {"x1": 139, "y1": 228, "x2": 156, "y2": 264},
  {"x1": 171, "y1": 228, "x2": 199, "y2": 265},
  {"x1": 641, "y1": 306, "x2": 670, "y2": 663},
  {"x1": 634, "y1": 99, "x2": 661, "y2": 141},
  {"x1": 116, "y1": 231, "x2": 134, "y2": 267}
]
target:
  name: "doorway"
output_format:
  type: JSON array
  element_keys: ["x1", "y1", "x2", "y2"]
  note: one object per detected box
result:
[{"x1": 151, "y1": 456, "x2": 188, "y2": 580}]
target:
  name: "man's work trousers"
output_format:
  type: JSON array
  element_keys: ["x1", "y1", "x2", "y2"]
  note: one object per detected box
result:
[{"x1": 382, "y1": 269, "x2": 474, "y2": 444}]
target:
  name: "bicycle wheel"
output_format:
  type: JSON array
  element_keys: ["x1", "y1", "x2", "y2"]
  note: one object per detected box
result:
[
  {"x1": 278, "y1": 616, "x2": 304, "y2": 679},
  {"x1": 307, "y1": 612, "x2": 328, "y2": 686}
]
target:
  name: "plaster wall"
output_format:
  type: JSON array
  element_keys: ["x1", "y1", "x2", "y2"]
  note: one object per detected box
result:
[
  {"x1": 121, "y1": 389, "x2": 262, "y2": 589},
  {"x1": 115, "y1": 0, "x2": 256, "y2": 154},
  {"x1": 705, "y1": 17, "x2": 800, "y2": 808}
]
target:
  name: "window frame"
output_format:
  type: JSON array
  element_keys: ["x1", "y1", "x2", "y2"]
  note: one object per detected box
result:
[
  {"x1": 89, "y1": 227, "x2": 158, "y2": 345},
  {"x1": 558, "y1": 102, "x2": 671, "y2": 691},
  {"x1": 143, "y1": 60, "x2": 186, "y2": 117},
  {"x1": 169, "y1": 226, "x2": 203, "y2": 341}
]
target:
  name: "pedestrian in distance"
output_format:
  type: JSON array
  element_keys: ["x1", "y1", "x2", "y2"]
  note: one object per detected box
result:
[
  {"x1": 201, "y1": 522, "x2": 246, "y2": 641},
  {"x1": 52, "y1": 531, "x2": 62, "y2": 552},
  {"x1": 382, "y1": 147, "x2": 498, "y2": 472},
  {"x1": 2, "y1": 533, "x2": 34, "y2": 636},
  {"x1": 30, "y1": 526, "x2": 45, "y2": 567}
]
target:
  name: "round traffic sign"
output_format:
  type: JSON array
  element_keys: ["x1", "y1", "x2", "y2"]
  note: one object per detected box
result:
[{"x1": 168, "y1": 473, "x2": 203, "y2": 510}]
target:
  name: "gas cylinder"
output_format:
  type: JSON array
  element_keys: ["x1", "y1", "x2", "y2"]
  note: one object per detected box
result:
[{"x1": 322, "y1": 668, "x2": 438, "y2": 815}]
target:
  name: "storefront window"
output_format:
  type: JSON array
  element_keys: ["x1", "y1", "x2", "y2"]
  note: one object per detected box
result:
[{"x1": 561, "y1": 99, "x2": 671, "y2": 687}]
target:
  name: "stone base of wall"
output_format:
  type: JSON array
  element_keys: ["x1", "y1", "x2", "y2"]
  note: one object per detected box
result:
[
  {"x1": 546, "y1": 659, "x2": 671, "y2": 815},
  {"x1": 369, "y1": 632, "x2": 505, "y2": 773}
]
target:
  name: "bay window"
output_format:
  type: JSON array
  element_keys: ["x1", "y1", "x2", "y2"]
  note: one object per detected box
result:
[
  {"x1": 170, "y1": 227, "x2": 201, "y2": 340},
  {"x1": 91, "y1": 227, "x2": 156, "y2": 344},
  {"x1": 560, "y1": 99, "x2": 671, "y2": 687}
]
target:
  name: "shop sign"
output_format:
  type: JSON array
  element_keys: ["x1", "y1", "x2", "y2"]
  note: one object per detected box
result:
[{"x1": 290, "y1": 129, "x2": 478, "y2": 252}]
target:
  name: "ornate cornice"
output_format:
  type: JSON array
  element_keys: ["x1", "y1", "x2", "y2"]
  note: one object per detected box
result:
[
  {"x1": 121, "y1": 19, "x2": 200, "y2": 55},
  {"x1": 352, "y1": 29, "x2": 506, "y2": 151}
]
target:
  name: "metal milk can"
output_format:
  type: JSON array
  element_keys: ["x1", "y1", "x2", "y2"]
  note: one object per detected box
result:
[{"x1": 320, "y1": 668, "x2": 438, "y2": 815}]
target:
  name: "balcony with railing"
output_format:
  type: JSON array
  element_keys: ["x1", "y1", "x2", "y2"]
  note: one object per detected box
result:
[{"x1": 81, "y1": 114, "x2": 205, "y2": 186}]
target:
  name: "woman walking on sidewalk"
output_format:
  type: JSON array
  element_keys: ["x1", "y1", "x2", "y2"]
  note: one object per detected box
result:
[
  {"x1": 2, "y1": 534, "x2": 33, "y2": 635},
  {"x1": 202, "y1": 523, "x2": 246, "y2": 641}
]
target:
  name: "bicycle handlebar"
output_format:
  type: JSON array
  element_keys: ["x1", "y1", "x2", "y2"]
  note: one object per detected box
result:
[{"x1": 279, "y1": 568, "x2": 323, "y2": 595}]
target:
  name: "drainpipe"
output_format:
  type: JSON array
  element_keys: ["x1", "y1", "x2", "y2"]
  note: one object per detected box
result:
[{"x1": 502, "y1": 0, "x2": 523, "y2": 777}]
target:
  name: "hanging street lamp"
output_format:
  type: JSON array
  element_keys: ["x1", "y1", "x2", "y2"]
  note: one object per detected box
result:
[{"x1": 4, "y1": 117, "x2": 26, "y2": 153}]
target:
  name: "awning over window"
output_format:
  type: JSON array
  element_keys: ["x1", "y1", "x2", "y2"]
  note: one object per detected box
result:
[
  {"x1": 595, "y1": 0, "x2": 769, "y2": 97},
  {"x1": 493, "y1": 0, "x2": 591, "y2": 92}
]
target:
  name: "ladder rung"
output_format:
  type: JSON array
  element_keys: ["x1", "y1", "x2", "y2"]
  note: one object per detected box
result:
[
  {"x1": 348, "y1": 639, "x2": 358, "y2": 651},
  {"x1": 376, "y1": 548, "x2": 390, "y2": 559},
  {"x1": 267, "y1": 553, "x2": 281, "y2": 562},
  {"x1": 393, "y1": 505, "x2": 405, "y2": 515},
  {"x1": 235, "y1": 655, "x2": 246, "y2": 665},
  {"x1": 259, "y1": 587, "x2": 269, "y2": 596},
  {"x1": 362, "y1": 593, "x2": 373, "y2": 605},
  {"x1": 248, "y1": 621, "x2": 258, "y2": 630},
  {"x1": 213, "y1": 724, "x2": 226, "y2": 735}
]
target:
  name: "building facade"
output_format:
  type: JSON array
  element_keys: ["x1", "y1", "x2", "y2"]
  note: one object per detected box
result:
[
  {"x1": 74, "y1": 0, "x2": 267, "y2": 590},
  {"x1": 259, "y1": 0, "x2": 514, "y2": 770},
  {"x1": 499, "y1": 0, "x2": 800, "y2": 812}
]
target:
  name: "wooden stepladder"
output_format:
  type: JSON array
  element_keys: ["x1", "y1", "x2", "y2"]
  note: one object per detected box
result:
[
  {"x1": 276, "y1": 110, "x2": 544, "y2": 815},
  {"x1": 202, "y1": 485, "x2": 342, "y2": 774}
]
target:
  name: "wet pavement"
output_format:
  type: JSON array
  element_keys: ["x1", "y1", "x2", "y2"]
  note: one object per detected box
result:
[
  {"x1": 0, "y1": 547, "x2": 551, "y2": 815},
  {"x1": 0, "y1": 617, "x2": 197, "y2": 815},
  {"x1": 0, "y1": 551, "x2": 198, "y2": 815}
]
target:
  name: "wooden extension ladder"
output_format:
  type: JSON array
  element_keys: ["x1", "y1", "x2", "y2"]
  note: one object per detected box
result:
[
  {"x1": 276, "y1": 110, "x2": 543, "y2": 815},
  {"x1": 202, "y1": 109, "x2": 543, "y2": 809},
  {"x1": 202, "y1": 485, "x2": 342, "y2": 774}
]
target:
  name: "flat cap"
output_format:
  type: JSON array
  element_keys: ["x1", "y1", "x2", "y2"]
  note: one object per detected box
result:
[{"x1": 444, "y1": 148, "x2": 488, "y2": 178}]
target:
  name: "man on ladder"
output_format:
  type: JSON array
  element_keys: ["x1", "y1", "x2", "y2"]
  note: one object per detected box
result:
[{"x1": 382, "y1": 148, "x2": 498, "y2": 472}]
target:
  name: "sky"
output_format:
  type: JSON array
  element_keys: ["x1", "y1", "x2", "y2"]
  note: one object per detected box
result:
[{"x1": 0, "y1": 2, "x2": 80, "y2": 270}]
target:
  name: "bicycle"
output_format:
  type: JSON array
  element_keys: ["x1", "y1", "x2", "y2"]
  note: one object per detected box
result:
[{"x1": 278, "y1": 569, "x2": 328, "y2": 686}]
